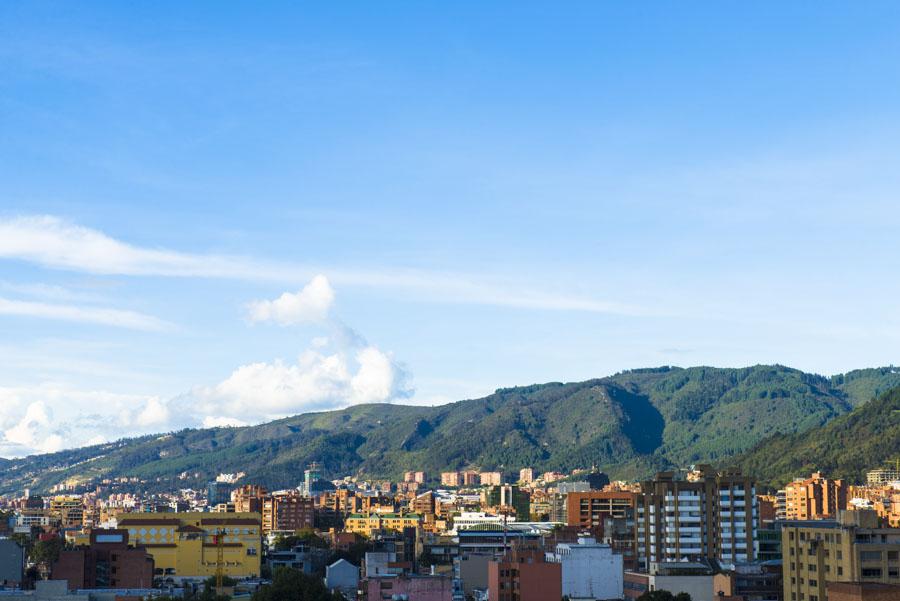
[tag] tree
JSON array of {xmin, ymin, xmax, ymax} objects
[
  {"xmin": 273, "ymin": 529, "xmax": 328, "ymax": 551},
  {"xmin": 252, "ymin": 567, "xmax": 343, "ymax": 601},
  {"xmin": 637, "ymin": 592, "xmax": 692, "ymax": 601},
  {"xmin": 31, "ymin": 538, "xmax": 64, "ymax": 568}
]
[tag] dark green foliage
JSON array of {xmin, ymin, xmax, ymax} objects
[
  {"xmin": 273, "ymin": 529, "xmax": 328, "ymax": 551},
  {"xmin": 251, "ymin": 567, "xmax": 343, "ymax": 601},
  {"xmin": 736, "ymin": 384, "xmax": 900, "ymax": 486},
  {"xmin": 1, "ymin": 365, "xmax": 897, "ymax": 494},
  {"xmin": 30, "ymin": 537, "xmax": 63, "ymax": 568},
  {"xmin": 637, "ymin": 592, "xmax": 692, "ymax": 601}
]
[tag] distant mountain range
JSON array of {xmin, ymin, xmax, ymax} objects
[{"xmin": 1, "ymin": 365, "xmax": 899, "ymax": 496}]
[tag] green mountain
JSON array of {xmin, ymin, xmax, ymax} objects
[
  {"xmin": 1, "ymin": 365, "xmax": 898, "ymax": 495},
  {"xmin": 736, "ymin": 382, "xmax": 900, "ymax": 487}
]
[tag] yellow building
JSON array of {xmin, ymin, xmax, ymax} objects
[
  {"xmin": 344, "ymin": 512, "xmax": 422, "ymax": 537},
  {"xmin": 783, "ymin": 510, "xmax": 900, "ymax": 601},
  {"xmin": 117, "ymin": 512, "xmax": 261, "ymax": 579}
]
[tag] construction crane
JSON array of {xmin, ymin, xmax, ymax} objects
[{"xmin": 214, "ymin": 528, "xmax": 225, "ymax": 593}]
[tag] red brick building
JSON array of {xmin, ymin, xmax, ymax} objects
[
  {"xmin": 488, "ymin": 547, "xmax": 561, "ymax": 601},
  {"xmin": 51, "ymin": 529, "xmax": 154, "ymax": 589},
  {"xmin": 827, "ymin": 582, "xmax": 900, "ymax": 601}
]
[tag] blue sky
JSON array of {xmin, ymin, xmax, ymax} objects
[{"xmin": 1, "ymin": 2, "xmax": 900, "ymax": 456}]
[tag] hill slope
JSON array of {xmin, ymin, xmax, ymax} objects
[
  {"xmin": 0, "ymin": 365, "xmax": 898, "ymax": 495},
  {"xmin": 736, "ymin": 384, "xmax": 900, "ymax": 487}
]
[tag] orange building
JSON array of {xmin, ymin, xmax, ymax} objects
[{"xmin": 784, "ymin": 471, "xmax": 847, "ymax": 520}]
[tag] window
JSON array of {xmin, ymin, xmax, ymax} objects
[
  {"xmin": 889, "ymin": 551, "xmax": 899, "ymax": 561},
  {"xmin": 808, "ymin": 564, "xmax": 816, "ymax": 572},
  {"xmin": 862, "ymin": 568, "xmax": 883, "ymax": 578},
  {"xmin": 838, "ymin": 567, "xmax": 843, "ymax": 576},
  {"xmin": 861, "ymin": 551, "xmax": 883, "ymax": 562}
]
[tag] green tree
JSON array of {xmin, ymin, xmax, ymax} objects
[
  {"xmin": 252, "ymin": 567, "xmax": 343, "ymax": 601},
  {"xmin": 273, "ymin": 529, "xmax": 328, "ymax": 551},
  {"xmin": 30, "ymin": 537, "xmax": 64, "ymax": 569}
]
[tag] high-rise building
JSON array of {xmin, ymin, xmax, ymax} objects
[
  {"xmin": 461, "ymin": 471, "xmax": 480, "ymax": 486},
  {"xmin": 519, "ymin": 468, "xmax": 535, "ymax": 484},
  {"xmin": 782, "ymin": 510, "xmax": 900, "ymax": 601},
  {"xmin": 784, "ymin": 471, "xmax": 847, "ymax": 521},
  {"xmin": 480, "ymin": 472, "xmax": 503, "ymax": 486},
  {"xmin": 636, "ymin": 465, "xmax": 758, "ymax": 567},
  {"xmin": 262, "ymin": 491, "xmax": 315, "ymax": 534},
  {"xmin": 566, "ymin": 491, "xmax": 637, "ymax": 569},
  {"xmin": 233, "ymin": 485, "xmax": 267, "ymax": 514},
  {"xmin": 207, "ymin": 481, "xmax": 231, "ymax": 507},
  {"xmin": 403, "ymin": 471, "xmax": 426, "ymax": 484},
  {"xmin": 440, "ymin": 472, "xmax": 461, "ymax": 487},
  {"xmin": 566, "ymin": 491, "xmax": 636, "ymax": 529}
]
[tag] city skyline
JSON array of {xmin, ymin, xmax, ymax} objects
[{"xmin": 3, "ymin": 3, "xmax": 900, "ymax": 456}]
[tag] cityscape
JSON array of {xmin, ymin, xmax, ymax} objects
[{"xmin": 3, "ymin": 2, "xmax": 900, "ymax": 601}]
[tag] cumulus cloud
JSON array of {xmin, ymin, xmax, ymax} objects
[
  {"xmin": 0, "ymin": 384, "xmax": 179, "ymax": 458},
  {"xmin": 247, "ymin": 275, "xmax": 335, "ymax": 325},
  {"xmin": 181, "ymin": 343, "xmax": 411, "ymax": 426},
  {"xmin": 0, "ymin": 276, "xmax": 412, "ymax": 458}
]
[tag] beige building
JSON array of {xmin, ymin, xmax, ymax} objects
[
  {"xmin": 782, "ymin": 510, "xmax": 900, "ymax": 601},
  {"xmin": 479, "ymin": 472, "xmax": 502, "ymax": 486},
  {"xmin": 441, "ymin": 472, "xmax": 461, "ymax": 487}
]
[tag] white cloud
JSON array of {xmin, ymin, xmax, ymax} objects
[
  {"xmin": 0, "ymin": 383, "xmax": 179, "ymax": 458},
  {"xmin": 183, "ymin": 343, "xmax": 411, "ymax": 425},
  {"xmin": 0, "ymin": 214, "xmax": 643, "ymax": 315},
  {"xmin": 247, "ymin": 275, "xmax": 335, "ymax": 325},
  {"xmin": 0, "ymin": 296, "xmax": 171, "ymax": 331}
]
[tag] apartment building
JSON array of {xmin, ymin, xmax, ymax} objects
[
  {"xmin": 262, "ymin": 491, "xmax": 315, "ymax": 534},
  {"xmin": 636, "ymin": 465, "xmax": 758, "ymax": 567},
  {"xmin": 488, "ymin": 547, "xmax": 561, "ymax": 601},
  {"xmin": 480, "ymin": 472, "xmax": 503, "ymax": 486},
  {"xmin": 440, "ymin": 472, "xmax": 461, "ymax": 487},
  {"xmin": 784, "ymin": 472, "xmax": 847, "ymax": 521},
  {"xmin": 344, "ymin": 513, "xmax": 422, "ymax": 537},
  {"xmin": 117, "ymin": 511, "xmax": 261, "ymax": 580},
  {"xmin": 782, "ymin": 510, "xmax": 900, "ymax": 601},
  {"xmin": 867, "ymin": 468, "xmax": 900, "ymax": 487}
]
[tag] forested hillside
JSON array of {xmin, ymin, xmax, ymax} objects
[{"xmin": 0, "ymin": 365, "xmax": 897, "ymax": 495}]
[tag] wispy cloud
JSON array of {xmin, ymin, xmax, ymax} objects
[
  {"xmin": 0, "ymin": 215, "xmax": 646, "ymax": 315},
  {"xmin": 0, "ymin": 296, "xmax": 172, "ymax": 331}
]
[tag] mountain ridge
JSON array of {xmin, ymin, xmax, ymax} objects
[{"xmin": 1, "ymin": 364, "xmax": 898, "ymax": 495}]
